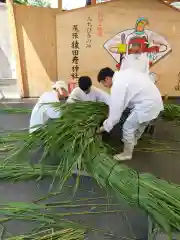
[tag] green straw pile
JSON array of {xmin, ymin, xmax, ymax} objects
[
  {"xmin": 1, "ymin": 102, "xmax": 180, "ymax": 235},
  {"xmin": 6, "ymin": 228, "xmax": 85, "ymax": 240},
  {"xmin": 0, "ymin": 198, "xmax": 121, "ymax": 239},
  {"xmin": 0, "ymin": 163, "xmax": 61, "ymax": 181},
  {"xmin": 162, "ymin": 103, "xmax": 180, "ymax": 122}
]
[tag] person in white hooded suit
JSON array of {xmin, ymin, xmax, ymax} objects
[
  {"xmin": 29, "ymin": 81, "xmax": 68, "ymax": 133},
  {"xmin": 97, "ymin": 56, "xmax": 164, "ymax": 161}
]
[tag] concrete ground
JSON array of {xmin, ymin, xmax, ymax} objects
[{"xmin": 0, "ymin": 99, "xmax": 180, "ymax": 239}]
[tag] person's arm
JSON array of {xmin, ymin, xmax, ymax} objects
[
  {"xmin": 93, "ymin": 87, "xmax": 110, "ymax": 105},
  {"xmin": 103, "ymin": 81, "xmax": 128, "ymax": 133},
  {"xmin": 46, "ymin": 105, "xmax": 61, "ymax": 119},
  {"xmin": 66, "ymin": 88, "xmax": 82, "ymax": 103},
  {"xmin": 44, "ymin": 93, "xmax": 62, "ymax": 119}
]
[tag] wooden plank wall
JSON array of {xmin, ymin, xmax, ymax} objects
[
  {"xmin": 7, "ymin": 2, "xmax": 62, "ymax": 97},
  {"xmin": 56, "ymin": 0, "xmax": 180, "ymax": 96}
]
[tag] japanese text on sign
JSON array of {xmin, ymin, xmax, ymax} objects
[
  {"xmin": 71, "ymin": 25, "xmax": 80, "ymax": 79},
  {"xmin": 86, "ymin": 17, "xmax": 92, "ymax": 48},
  {"xmin": 97, "ymin": 11, "xmax": 103, "ymax": 36}
]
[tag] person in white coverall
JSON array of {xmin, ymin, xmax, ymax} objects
[
  {"xmin": 29, "ymin": 81, "xmax": 68, "ymax": 133},
  {"xmin": 30, "ymin": 77, "xmax": 109, "ymax": 133},
  {"xmin": 67, "ymin": 76, "xmax": 109, "ymax": 105},
  {"xmin": 121, "ymin": 53, "xmax": 159, "ymax": 136},
  {"xmin": 96, "ymin": 59, "xmax": 164, "ymax": 161}
]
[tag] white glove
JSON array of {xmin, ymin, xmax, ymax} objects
[{"xmin": 96, "ymin": 126, "xmax": 105, "ymax": 134}]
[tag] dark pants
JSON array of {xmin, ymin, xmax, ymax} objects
[
  {"xmin": 102, "ymin": 108, "xmax": 155, "ymax": 142},
  {"xmin": 102, "ymin": 108, "xmax": 131, "ymax": 142}
]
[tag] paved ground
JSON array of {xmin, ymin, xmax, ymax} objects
[{"xmin": 0, "ymin": 99, "xmax": 180, "ymax": 239}]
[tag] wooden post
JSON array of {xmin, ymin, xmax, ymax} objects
[
  {"xmin": 58, "ymin": 0, "xmax": 62, "ymax": 10},
  {"xmin": 6, "ymin": 0, "xmax": 25, "ymax": 97},
  {"xmin": 91, "ymin": 0, "xmax": 97, "ymax": 4}
]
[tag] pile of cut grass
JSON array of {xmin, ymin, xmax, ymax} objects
[
  {"xmin": 1, "ymin": 102, "xmax": 180, "ymax": 236},
  {"xmin": 6, "ymin": 228, "xmax": 85, "ymax": 240},
  {"xmin": 0, "ymin": 198, "xmax": 121, "ymax": 239}
]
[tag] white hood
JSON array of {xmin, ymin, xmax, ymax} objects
[
  {"xmin": 52, "ymin": 80, "xmax": 68, "ymax": 91},
  {"xmin": 121, "ymin": 53, "xmax": 149, "ymax": 74}
]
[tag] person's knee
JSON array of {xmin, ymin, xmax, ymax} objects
[
  {"xmin": 122, "ymin": 128, "xmax": 135, "ymax": 144},
  {"xmin": 122, "ymin": 114, "xmax": 139, "ymax": 143}
]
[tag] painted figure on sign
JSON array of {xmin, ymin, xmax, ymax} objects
[{"xmin": 104, "ymin": 17, "xmax": 171, "ymax": 70}]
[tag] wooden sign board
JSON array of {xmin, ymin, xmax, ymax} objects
[{"xmin": 56, "ymin": 0, "xmax": 180, "ymax": 96}]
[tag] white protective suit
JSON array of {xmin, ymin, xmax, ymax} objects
[
  {"xmin": 103, "ymin": 59, "xmax": 164, "ymax": 161},
  {"xmin": 121, "ymin": 53, "xmax": 150, "ymax": 74},
  {"xmin": 29, "ymin": 81, "xmax": 68, "ymax": 133},
  {"xmin": 67, "ymin": 86, "xmax": 110, "ymax": 105},
  {"xmin": 121, "ymin": 53, "xmax": 158, "ymax": 84}
]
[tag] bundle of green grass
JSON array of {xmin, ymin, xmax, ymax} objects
[
  {"xmin": 2, "ymin": 102, "xmax": 180, "ymax": 235},
  {"xmin": 0, "ymin": 198, "xmax": 118, "ymax": 240},
  {"xmin": 0, "ymin": 195, "xmax": 122, "ymax": 239},
  {"xmin": 162, "ymin": 103, "xmax": 180, "ymax": 122},
  {"xmin": 7, "ymin": 228, "xmax": 85, "ymax": 240},
  {"xmin": 0, "ymin": 199, "xmax": 91, "ymax": 240}
]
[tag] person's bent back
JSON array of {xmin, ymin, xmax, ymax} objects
[
  {"xmin": 29, "ymin": 81, "xmax": 68, "ymax": 133},
  {"xmin": 97, "ymin": 66, "xmax": 163, "ymax": 161},
  {"xmin": 112, "ymin": 69, "xmax": 163, "ymax": 125}
]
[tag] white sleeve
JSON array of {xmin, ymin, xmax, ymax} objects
[
  {"xmin": 93, "ymin": 87, "xmax": 110, "ymax": 105},
  {"xmin": 46, "ymin": 105, "xmax": 61, "ymax": 119},
  {"xmin": 103, "ymin": 82, "xmax": 128, "ymax": 132},
  {"xmin": 43, "ymin": 94, "xmax": 61, "ymax": 119},
  {"xmin": 66, "ymin": 88, "xmax": 81, "ymax": 103}
]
